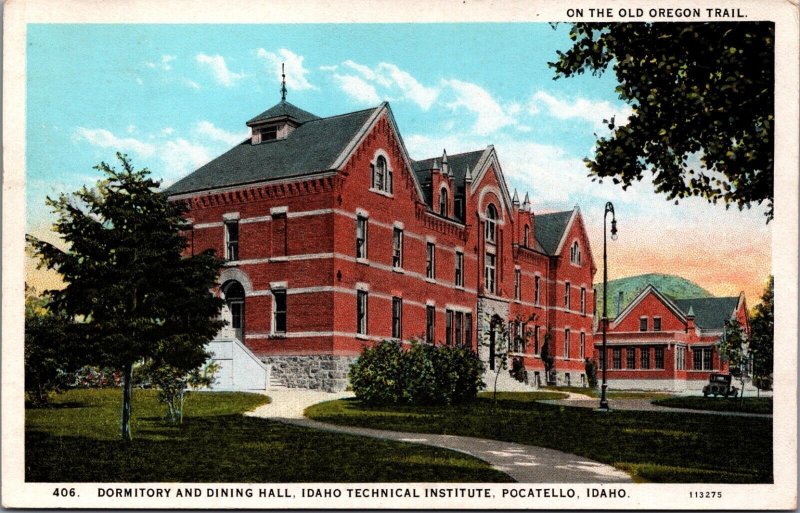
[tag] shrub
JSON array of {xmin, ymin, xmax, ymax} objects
[
  {"xmin": 509, "ymin": 356, "xmax": 528, "ymax": 384},
  {"xmin": 349, "ymin": 340, "xmax": 484, "ymax": 405},
  {"xmin": 585, "ymin": 358, "xmax": 599, "ymax": 388}
]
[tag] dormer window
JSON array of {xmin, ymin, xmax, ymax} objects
[
  {"xmin": 570, "ymin": 241, "xmax": 581, "ymax": 264},
  {"xmin": 439, "ymin": 187, "xmax": 449, "ymax": 217},
  {"xmin": 523, "ymin": 224, "xmax": 530, "ymax": 247},
  {"xmin": 371, "ymin": 154, "xmax": 392, "ymax": 195},
  {"xmin": 260, "ymin": 125, "xmax": 278, "ymax": 141},
  {"xmin": 485, "ymin": 204, "xmax": 497, "ymax": 244}
]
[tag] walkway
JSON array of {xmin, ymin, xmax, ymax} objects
[
  {"xmin": 245, "ymin": 388, "xmax": 632, "ymax": 483},
  {"xmin": 540, "ymin": 396, "xmax": 772, "ymax": 418}
]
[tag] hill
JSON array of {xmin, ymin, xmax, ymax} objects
[{"xmin": 593, "ymin": 273, "xmax": 713, "ymax": 319}]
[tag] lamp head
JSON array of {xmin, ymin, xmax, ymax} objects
[{"xmin": 610, "ymin": 218, "xmax": 618, "ymax": 241}]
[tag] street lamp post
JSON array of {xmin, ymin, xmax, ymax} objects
[{"xmin": 599, "ymin": 201, "xmax": 618, "ymax": 411}]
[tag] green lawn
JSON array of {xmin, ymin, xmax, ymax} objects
[
  {"xmin": 544, "ymin": 386, "xmax": 672, "ymax": 400},
  {"xmin": 652, "ymin": 396, "xmax": 773, "ymax": 414},
  {"xmin": 477, "ymin": 391, "xmax": 568, "ymax": 401},
  {"xmin": 26, "ymin": 388, "xmax": 511, "ymax": 482},
  {"xmin": 306, "ymin": 395, "xmax": 772, "ymax": 483}
]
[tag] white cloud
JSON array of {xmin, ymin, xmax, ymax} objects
[
  {"xmin": 159, "ymin": 138, "xmax": 212, "ymax": 180},
  {"xmin": 145, "ymin": 54, "xmax": 176, "ymax": 72},
  {"xmin": 441, "ymin": 79, "xmax": 517, "ymax": 135},
  {"xmin": 126, "ymin": 124, "xmax": 136, "ymax": 134},
  {"xmin": 256, "ymin": 48, "xmax": 314, "ymax": 90},
  {"xmin": 196, "ymin": 53, "xmax": 246, "ymax": 87},
  {"xmin": 74, "ymin": 127, "xmax": 156, "ymax": 157},
  {"xmin": 323, "ymin": 60, "xmax": 438, "ymax": 110},
  {"xmin": 318, "ymin": 64, "xmax": 338, "ymax": 72},
  {"xmin": 161, "ymin": 127, "xmax": 175, "ymax": 136},
  {"xmin": 530, "ymin": 91, "xmax": 633, "ymax": 129},
  {"xmin": 193, "ymin": 121, "xmax": 248, "ymax": 146},
  {"xmin": 184, "ymin": 78, "xmax": 201, "ymax": 90},
  {"xmin": 332, "ymin": 73, "xmax": 381, "ymax": 105}
]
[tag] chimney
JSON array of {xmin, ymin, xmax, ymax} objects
[{"xmin": 686, "ymin": 305, "xmax": 696, "ymax": 333}]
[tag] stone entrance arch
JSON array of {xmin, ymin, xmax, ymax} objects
[{"xmin": 221, "ymin": 280, "xmax": 245, "ymax": 341}]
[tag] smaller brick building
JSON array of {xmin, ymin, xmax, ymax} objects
[{"xmin": 596, "ymin": 284, "xmax": 749, "ymax": 391}]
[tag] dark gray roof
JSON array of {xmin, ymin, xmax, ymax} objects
[
  {"xmin": 535, "ymin": 210, "xmax": 573, "ymax": 255},
  {"xmin": 246, "ymin": 100, "xmax": 320, "ymax": 125},
  {"xmin": 674, "ymin": 297, "xmax": 739, "ymax": 330},
  {"xmin": 412, "ymin": 149, "xmax": 485, "ymax": 194},
  {"xmin": 166, "ymin": 106, "xmax": 379, "ymax": 195}
]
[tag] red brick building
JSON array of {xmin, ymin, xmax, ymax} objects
[
  {"xmin": 167, "ymin": 98, "xmax": 597, "ymax": 391},
  {"xmin": 596, "ymin": 284, "xmax": 749, "ymax": 391}
]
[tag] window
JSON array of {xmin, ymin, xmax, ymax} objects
[
  {"xmin": 454, "ymin": 197, "xmax": 463, "ymax": 219},
  {"xmin": 260, "ymin": 125, "xmax": 277, "ymax": 141},
  {"xmin": 655, "ymin": 347, "xmax": 665, "ymax": 369},
  {"xmin": 580, "ymin": 288, "xmax": 586, "ymax": 315},
  {"xmin": 439, "ymin": 188, "xmax": 449, "ymax": 217},
  {"xmin": 356, "ymin": 216, "xmax": 368, "ymax": 259},
  {"xmin": 514, "ymin": 270, "xmax": 521, "ymax": 300},
  {"xmin": 455, "ymin": 312, "xmax": 463, "ymax": 347},
  {"xmin": 484, "ymin": 253, "xmax": 496, "ymax": 294},
  {"xmin": 612, "ymin": 347, "xmax": 622, "ymax": 369},
  {"xmin": 272, "ymin": 289, "xmax": 287, "ymax": 334},
  {"xmin": 626, "ymin": 347, "xmax": 636, "ymax": 369},
  {"xmin": 445, "ymin": 310, "xmax": 453, "ymax": 345},
  {"xmin": 356, "ymin": 290, "xmax": 368, "ymax": 335},
  {"xmin": 392, "ymin": 297, "xmax": 402, "ymax": 339},
  {"xmin": 534, "ymin": 325, "xmax": 540, "ymax": 354},
  {"xmin": 639, "ymin": 317, "xmax": 648, "ymax": 332},
  {"xmin": 534, "ymin": 276, "xmax": 541, "ymax": 305},
  {"xmin": 641, "ymin": 347, "xmax": 651, "ymax": 369},
  {"xmin": 693, "ymin": 348, "xmax": 713, "ymax": 371},
  {"xmin": 564, "ymin": 329, "xmax": 570, "ymax": 358},
  {"xmin": 371, "ymin": 155, "xmax": 392, "ymax": 193},
  {"xmin": 675, "ymin": 346, "xmax": 685, "ymax": 370},
  {"xmin": 570, "ymin": 241, "xmax": 581, "ymax": 264},
  {"xmin": 485, "ymin": 204, "xmax": 497, "ymax": 244},
  {"xmin": 426, "ymin": 306, "xmax": 435, "ymax": 343},
  {"xmin": 580, "ymin": 332, "xmax": 586, "ymax": 359},
  {"xmin": 392, "ymin": 228, "xmax": 403, "ymax": 269},
  {"xmin": 465, "ymin": 313, "xmax": 472, "ymax": 350},
  {"xmin": 523, "ymin": 225, "xmax": 530, "ymax": 246},
  {"xmin": 565, "ymin": 282, "xmax": 571, "ymax": 309},
  {"xmin": 426, "ymin": 243, "xmax": 436, "ymax": 279},
  {"xmin": 225, "ymin": 221, "xmax": 239, "ymax": 261},
  {"xmin": 454, "ymin": 251, "xmax": 464, "ymax": 287},
  {"xmin": 653, "ymin": 317, "xmax": 662, "ymax": 332}
]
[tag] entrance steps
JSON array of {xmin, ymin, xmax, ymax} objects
[{"xmin": 483, "ymin": 369, "xmax": 540, "ymax": 393}]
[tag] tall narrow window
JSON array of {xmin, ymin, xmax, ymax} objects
[
  {"xmin": 626, "ymin": 347, "xmax": 636, "ymax": 369},
  {"xmin": 225, "ymin": 221, "xmax": 239, "ymax": 261},
  {"xmin": 570, "ymin": 241, "xmax": 581, "ymax": 264},
  {"xmin": 580, "ymin": 332, "xmax": 586, "ymax": 359},
  {"xmin": 384, "ymin": 157, "xmax": 393, "ymax": 193},
  {"xmin": 534, "ymin": 276, "xmax": 541, "ymax": 305},
  {"xmin": 455, "ymin": 312, "xmax": 463, "ymax": 347},
  {"xmin": 426, "ymin": 243, "xmax": 436, "ymax": 279},
  {"xmin": 454, "ymin": 197, "xmax": 463, "ymax": 219},
  {"xmin": 426, "ymin": 306, "xmax": 435, "ymax": 343},
  {"xmin": 580, "ymin": 287, "xmax": 586, "ymax": 315},
  {"xmin": 273, "ymin": 289, "xmax": 287, "ymax": 334},
  {"xmin": 653, "ymin": 317, "xmax": 662, "ymax": 331},
  {"xmin": 564, "ymin": 329, "xmax": 570, "ymax": 358},
  {"xmin": 565, "ymin": 282, "xmax": 571, "ymax": 309},
  {"xmin": 641, "ymin": 346, "xmax": 651, "ymax": 369},
  {"xmin": 523, "ymin": 225, "xmax": 530, "ymax": 247},
  {"xmin": 392, "ymin": 228, "xmax": 403, "ymax": 269},
  {"xmin": 439, "ymin": 188, "xmax": 449, "ymax": 217},
  {"xmin": 655, "ymin": 347, "xmax": 665, "ymax": 369},
  {"xmin": 455, "ymin": 251, "xmax": 464, "ymax": 287},
  {"xmin": 703, "ymin": 348, "xmax": 713, "ymax": 370},
  {"xmin": 445, "ymin": 310, "xmax": 453, "ymax": 345},
  {"xmin": 485, "ymin": 204, "xmax": 497, "ymax": 244},
  {"xmin": 465, "ymin": 313, "xmax": 472, "ymax": 349},
  {"xmin": 356, "ymin": 215, "xmax": 368, "ymax": 259},
  {"xmin": 534, "ymin": 325, "xmax": 540, "ymax": 354},
  {"xmin": 514, "ymin": 270, "xmax": 521, "ymax": 300},
  {"xmin": 356, "ymin": 290, "xmax": 368, "ymax": 335},
  {"xmin": 372, "ymin": 156, "xmax": 386, "ymax": 191},
  {"xmin": 484, "ymin": 253, "xmax": 496, "ymax": 294},
  {"xmin": 392, "ymin": 297, "xmax": 402, "ymax": 339},
  {"xmin": 639, "ymin": 317, "xmax": 648, "ymax": 332},
  {"xmin": 612, "ymin": 347, "xmax": 622, "ymax": 369}
]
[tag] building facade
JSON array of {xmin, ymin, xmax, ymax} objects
[
  {"xmin": 596, "ymin": 284, "xmax": 749, "ymax": 391},
  {"xmin": 167, "ymin": 98, "xmax": 597, "ymax": 391}
]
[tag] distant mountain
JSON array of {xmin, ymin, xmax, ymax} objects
[{"xmin": 593, "ymin": 273, "xmax": 713, "ymax": 319}]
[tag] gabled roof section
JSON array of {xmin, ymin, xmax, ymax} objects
[
  {"xmin": 166, "ymin": 105, "xmax": 380, "ymax": 196},
  {"xmin": 246, "ymin": 100, "xmax": 320, "ymax": 125},
  {"xmin": 534, "ymin": 210, "xmax": 573, "ymax": 255},
  {"xmin": 611, "ymin": 284, "xmax": 687, "ymax": 327},
  {"xmin": 674, "ymin": 296, "xmax": 740, "ymax": 331},
  {"xmin": 413, "ymin": 149, "xmax": 484, "ymax": 192}
]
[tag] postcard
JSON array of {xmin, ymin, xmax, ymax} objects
[{"xmin": 3, "ymin": 0, "xmax": 797, "ymax": 509}]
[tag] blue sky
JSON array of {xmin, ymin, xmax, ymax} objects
[{"xmin": 25, "ymin": 23, "xmax": 771, "ymax": 302}]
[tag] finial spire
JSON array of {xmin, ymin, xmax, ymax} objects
[{"xmin": 280, "ymin": 63, "xmax": 287, "ymax": 101}]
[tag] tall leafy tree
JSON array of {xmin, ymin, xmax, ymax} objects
[
  {"xmin": 749, "ymin": 276, "xmax": 774, "ymax": 391},
  {"xmin": 29, "ymin": 153, "xmax": 224, "ymax": 440},
  {"xmin": 550, "ymin": 22, "xmax": 774, "ymax": 221}
]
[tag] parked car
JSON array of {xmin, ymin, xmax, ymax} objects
[{"xmin": 703, "ymin": 373, "xmax": 738, "ymax": 398}]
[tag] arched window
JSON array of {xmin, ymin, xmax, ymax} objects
[
  {"xmin": 371, "ymin": 155, "xmax": 392, "ymax": 194},
  {"xmin": 222, "ymin": 280, "xmax": 245, "ymax": 341},
  {"xmin": 523, "ymin": 224, "xmax": 530, "ymax": 247},
  {"xmin": 439, "ymin": 187, "xmax": 449, "ymax": 217},
  {"xmin": 485, "ymin": 204, "xmax": 497, "ymax": 244},
  {"xmin": 570, "ymin": 240, "xmax": 581, "ymax": 264}
]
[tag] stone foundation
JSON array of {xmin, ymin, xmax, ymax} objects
[{"xmin": 260, "ymin": 355, "xmax": 357, "ymax": 392}]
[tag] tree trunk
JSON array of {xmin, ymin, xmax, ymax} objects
[{"xmin": 121, "ymin": 363, "xmax": 133, "ymax": 441}]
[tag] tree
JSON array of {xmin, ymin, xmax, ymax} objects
[
  {"xmin": 749, "ymin": 276, "xmax": 774, "ymax": 392},
  {"xmin": 480, "ymin": 314, "xmax": 509, "ymax": 401},
  {"xmin": 28, "ymin": 153, "xmax": 224, "ymax": 440},
  {"xmin": 550, "ymin": 23, "xmax": 774, "ymax": 221},
  {"xmin": 539, "ymin": 333, "xmax": 556, "ymax": 385},
  {"xmin": 24, "ymin": 285, "xmax": 85, "ymax": 406},
  {"xmin": 140, "ymin": 359, "xmax": 219, "ymax": 424},
  {"xmin": 718, "ymin": 319, "xmax": 748, "ymax": 400}
]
